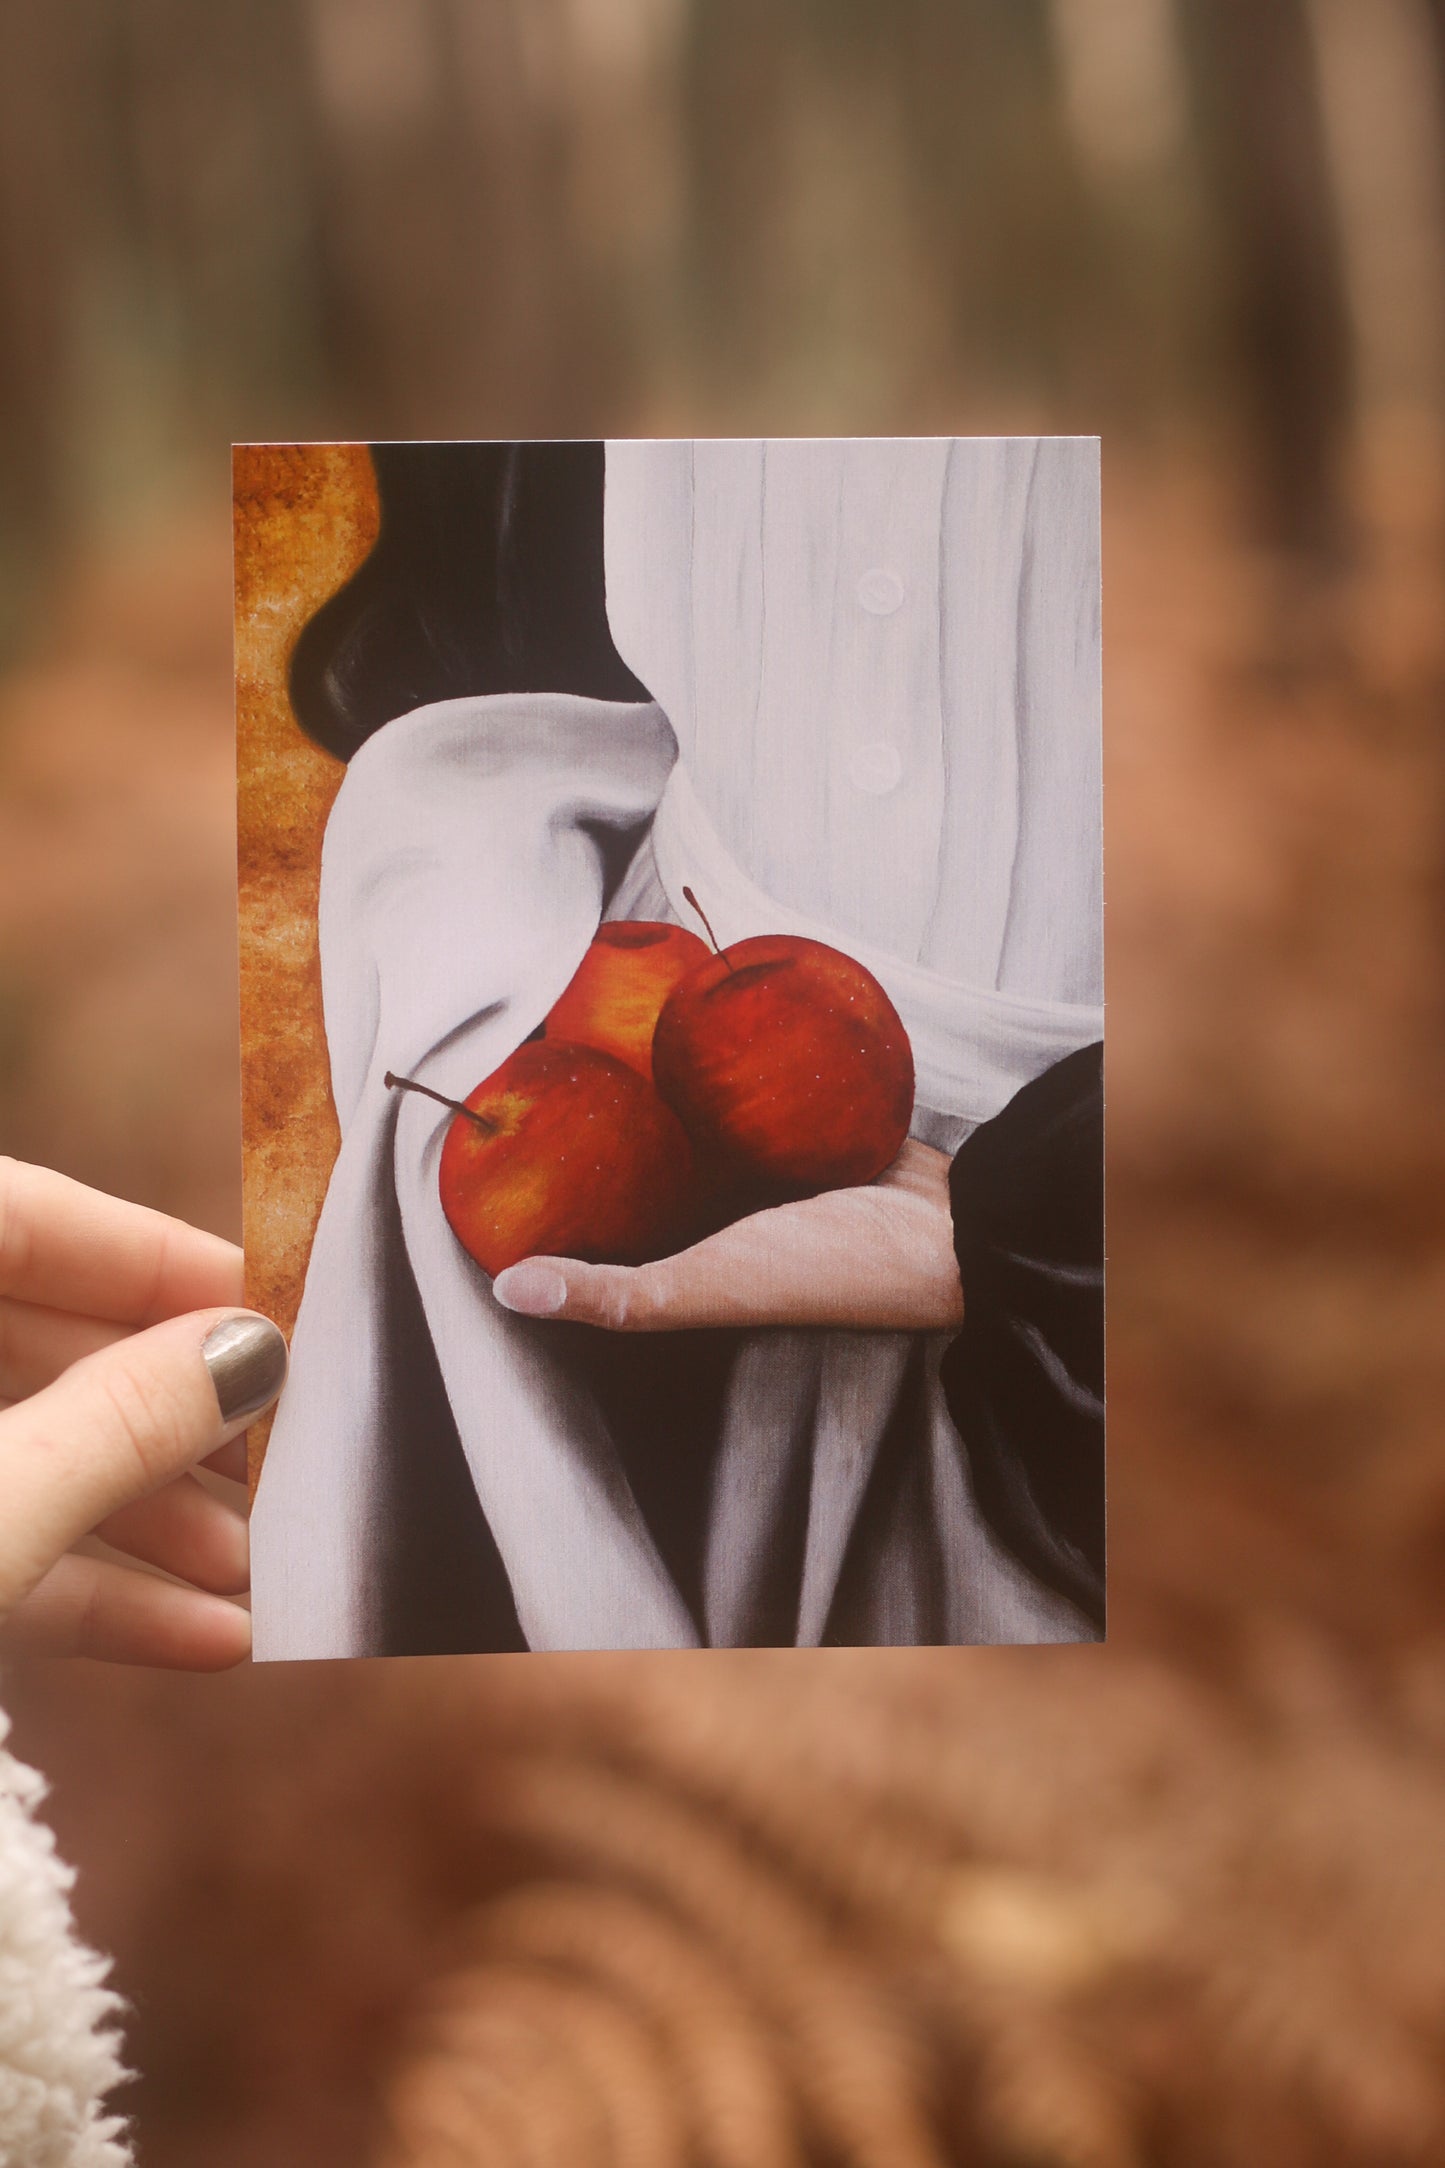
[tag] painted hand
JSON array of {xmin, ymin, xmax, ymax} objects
[
  {"xmin": 492, "ymin": 1139, "xmax": 964, "ymax": 1333},
  {"xmin": 0, "ymin": 1160, "xmax": 287, "ymax": 1668}
]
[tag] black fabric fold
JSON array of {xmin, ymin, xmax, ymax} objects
[{"xmin": 940, "ymin": 1042, "xmax": 1105, "ymax": 1630}]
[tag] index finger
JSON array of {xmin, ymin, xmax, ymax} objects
[{"xmin": 0, "ymin": 1159, "xmax": 242, "ymax": 1325}]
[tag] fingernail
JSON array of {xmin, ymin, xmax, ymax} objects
[
  {"xmin": 492, "ymin": 1263, "xmax": 568, "ymax": 1317},
  {"xmin": 203, "ymin": 1315, "xmax": 289, "ymax": 1425}
]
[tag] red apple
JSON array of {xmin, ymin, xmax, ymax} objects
[
  {"xmin": 544, "ymin": 920, "xmax": 710, "ymax": 1081},
  {"xmin": 386, "ymin": 1043, "xmax": 705, "ymax": 1275},
  {"xmin": 652, "ymin": 935, "xmax": 915, "ymax": 1193}
]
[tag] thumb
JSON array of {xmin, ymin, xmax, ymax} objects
[
  {"xmin": 0, "ymin": 1308, "xmax": 287, "ymax": 1616},
  {"xmin": 492, "ymin": 1256, "xmax": 688, "ymax": 1332}
]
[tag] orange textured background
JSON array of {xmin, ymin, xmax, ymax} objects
[{"xmin": 233, "ymin": 444, "xmax": 379, "ymax": 1486}]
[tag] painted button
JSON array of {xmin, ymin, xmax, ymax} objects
[
  {"xmin": 856, "ymin": 567, "xmax": 905, "ymax": 615},
  {"xmin": 849, "ymin": 740, "xmax": 903, "ymax": 796}
]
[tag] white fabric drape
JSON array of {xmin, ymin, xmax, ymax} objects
[{"xmin": 251, "ymin": 694, "xmax": 695, "ymax": 1659}]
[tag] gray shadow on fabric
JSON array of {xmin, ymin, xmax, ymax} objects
[
  {"xmin": 370, "ymin": 1165, "xmax": 527, "ymax": 1654},
  {"xmin": 549, "ymin": 1319, "xmax": 747, "ymax": 1640},
  {"xmin": 824, "ymin": 1342, "xmax": 945, "ymax": 1646}
]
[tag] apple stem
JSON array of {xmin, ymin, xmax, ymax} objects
[
  {"xmin": 681, "ymin": 885, "xmax": 736, "ymax": 972},
  {"xmin": 384, "ymin": 1070, "xmax": 498, "ymax": 1134}
]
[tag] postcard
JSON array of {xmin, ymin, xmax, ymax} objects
[{"xmin": 236, "ymin": 438, "xmax": 1104, "ymax": 1659}]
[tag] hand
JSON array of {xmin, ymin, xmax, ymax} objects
[
  {"xmin": 0, "ymin": 1159, "xmax": 288, "ymax": 1669},
  {"xmin": 492, "ymin": 1139, "xmax": 964, "ymax": 1333}
]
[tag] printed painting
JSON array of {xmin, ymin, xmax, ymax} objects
[{"xmin": 235, "ymin": 438, "xmax": 1104, "ymax": 1659}]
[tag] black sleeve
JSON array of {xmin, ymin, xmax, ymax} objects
[{"xmin": 939, "ymin": 1042, "xmax": 1105, "ymax": 1631}]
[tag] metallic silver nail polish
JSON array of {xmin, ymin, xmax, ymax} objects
[{"xmin": 203, "ymin": 1316, "xmax": 289, "ymax": 1425}]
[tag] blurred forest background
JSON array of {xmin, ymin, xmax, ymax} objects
[{"xmin": 1, "ymin": 2, "xmax": 1444, "ymax": 2163}]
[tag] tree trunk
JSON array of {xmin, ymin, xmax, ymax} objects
[{"xmin": 1179, "ymin": 0, "xmax": 1357, "ymax": 557}]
